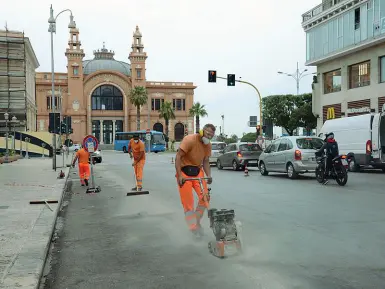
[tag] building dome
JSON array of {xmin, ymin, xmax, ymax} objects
[{"xmin": 83, "ymin": 43, "xmax": 131, "ymax": 76}]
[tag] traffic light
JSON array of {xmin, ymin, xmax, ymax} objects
[
  {"xmin": 227, "ymin": 74, "xmax": 235, "ymax": 86},
  {"xmin": 60, "ymin": 122, "xmax": 67, "ymax": 134},
  {"xmin": 48, "ymin": 113, "xmax": 60, "ymax": 134},
  {"xmin": 68, "ymin": 128, "xmax": 73, "ymax": 134},
  {"xmin": 208, "ymin": 70, "xmax": 217, "ymax": 83}
]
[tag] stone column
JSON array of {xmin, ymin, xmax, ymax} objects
[
  {"xmin": 112, "ymin": 120, "xmax": 116, "ymax": 143},
  {"xmin": 100, "ymin": 120, "xmax": 104, "ymax": 144}
]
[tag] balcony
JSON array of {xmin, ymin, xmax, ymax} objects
[{"xmin": 302, "ymin": 0, "xmax": 347, "ymax": 22}]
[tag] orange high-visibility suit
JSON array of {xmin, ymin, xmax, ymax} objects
[
  {"xmin": 176, "ymin": 134, "xmax": 212, "ymax": 231},
  {"xmin": 73, "ymin": 148, "xmax": 90, "ymax": 185},
  {"xmin": 128, "ymin": 139, "xmax": 146, "ymax": 189}
]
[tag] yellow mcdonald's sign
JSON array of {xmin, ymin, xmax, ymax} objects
[{"xmin": 326, "ymin": 107, "xmax": 335, "ymax": 120}]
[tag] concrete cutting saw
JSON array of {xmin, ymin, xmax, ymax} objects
[{"xmin": 184, "ymin": 177, "xmax": 243, "ymax": 259}]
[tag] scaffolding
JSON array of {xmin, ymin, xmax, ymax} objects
[{"xmin": 0, "ymin": 27, "xmax": 27, "ymax": 131}]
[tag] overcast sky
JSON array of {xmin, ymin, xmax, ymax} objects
[{"xmin": 2, "ymin": 0, "xmax": 320, "ymax": 137}]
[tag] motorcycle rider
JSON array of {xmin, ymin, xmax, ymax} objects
[{"xmin": 315, "ymin": 132, "xmax": 339, "ymax": 184}]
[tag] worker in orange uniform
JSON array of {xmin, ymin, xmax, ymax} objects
[
  {"xmin": 72, "ymin": 145, "xmax": 91, "ymax": 186},
  {"xmin": 128, "ymin": 133, "xmax": 146, "ymax": 191},
  {"xmin": 175, "ymin": 123, "xmax": 215, "ymax": 238}
]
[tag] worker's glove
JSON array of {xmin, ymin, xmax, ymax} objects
[
  {"xmin": 132, "ymin": 162, "xmax": 136, "ymax": 167},
  {"xmin": 178, "ymin": 176, "xmax": 185, "ymax": 187},
  {"xmin": 206, "ymin": 177, "xmax": 212, "ymax": 185}
]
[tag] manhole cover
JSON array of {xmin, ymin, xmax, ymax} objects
[{"xmin": 0, "ymin": 206, "xmax": 9, "ymax": 209}]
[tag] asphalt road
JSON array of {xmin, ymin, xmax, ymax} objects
[{"xmin": 42, "ymin": 151, "xmax": 385, "ymax": 289}]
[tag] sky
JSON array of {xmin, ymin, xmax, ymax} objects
[{"xmin": 1, "ymin": 0, "xmax": 320, "ymax": 137}]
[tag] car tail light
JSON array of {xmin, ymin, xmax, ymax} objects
[
  {"xmin": 294, "ymin": 150, "xmax": 302, "ymax": 160},
  {"xmin": 366, "ymin": 140, "xmax": 372, "ymax": 155},
  {"xmin": 237, "ymin": 151, "xmax": 242, "ymax": 158}
]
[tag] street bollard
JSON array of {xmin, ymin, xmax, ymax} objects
[
  {"xmin": 42, "ymin": 143, "xmax": 46, "ymax": 158},
  {"xmin": 25, "ymin": 137, "xmax": 30, "ymax": 159}
]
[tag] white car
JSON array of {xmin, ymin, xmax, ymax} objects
[
  {"xmin": 68, "ymin": 144, "xmax": 81, "ymax": 152},
  {"xmin": 209, "ymin": 142, "xmax": 227, "ymax": 165}
]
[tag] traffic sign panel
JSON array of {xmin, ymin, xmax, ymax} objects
[{"xmin": 82, "ymin": 135, "xmax": 99, "ymax": 152}]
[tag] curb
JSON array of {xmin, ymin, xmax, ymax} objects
[
  {"xmin": 0, "ymin": 167, "xmax": 71, "ymax": 289},
  {"xmin": 36, "ymin": 166, "xmax": 71, "ymax": 289}
]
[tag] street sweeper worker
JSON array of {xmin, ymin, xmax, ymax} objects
[
  {"xmin": 175, "ymin": 123, "xmax": 215, "ymax": 237},
  {"xmin": 128, "ymin": 133, "xmax": 146, "ymax": 191},
  {"xmin": 72, "ymin": 145, "xmax": 91, "ymax": 186}
]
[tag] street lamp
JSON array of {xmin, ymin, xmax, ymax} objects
[
  {"xmin": 278, "ymin": 62, "xmax": 315, "ymax": 95},
  {"xmin": 4, "ymin": 112, "xmax": 9, "ymax": 163},
  {"xmin": 48, "ymin": 5, "xmax": 76, "ymax": 171},
  {"xmin": 11, "ymin": 116, "xmax": 17, "ymax": 150}
]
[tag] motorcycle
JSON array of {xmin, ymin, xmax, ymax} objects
[{"xmin": 315, "ymin": 154, "xmax": 349, "ymax": 186}]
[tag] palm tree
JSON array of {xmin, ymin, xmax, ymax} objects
[
  {"xmin": 189, "ymin": 102, "xmax": 208, "ymax": 133},
  {"xmin": 159, "ymin": 101, "xmax": 175, "ymax": 137},
  {"xmin": 128, "ymin": 86, "xmax": 148, "ymax": 131}
]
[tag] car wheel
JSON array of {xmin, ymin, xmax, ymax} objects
[
  {"xmin": 287, "ymin": 163, "xmax": 298, "ymax": 179},
  {"xmin": 259, "ymin": 161, "xmax": 268, "ymax": 176},
  {"xmin": 217, "ymin": 159, "xmax": 223, "ymax": 170}
]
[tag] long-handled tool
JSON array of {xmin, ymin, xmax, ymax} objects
[
  {"xmin": 126, "ymin": 162, "xmax": 149, "ymax": 196},
  {"xmin": 184, "ymin": 177, "xmax": 243, "ymax": 259},
  {"xmin": 86, "ymin": 155, "xmax": 101, "ymax": 193}
]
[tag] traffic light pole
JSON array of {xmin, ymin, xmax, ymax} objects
[{"xmin": 216, "ymin": 76, "xmax": 263, "ymax": 135}]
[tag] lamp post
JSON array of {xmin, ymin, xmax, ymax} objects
[
  {"xmin": 4, "ymin": 112, "xmax": 9, "ymax": 163},
  {"xmin": 278, "ymin": 62, "xmax": 315, "ymax": 95},
  {"xmin": 48, "ymin": 4, "xmax": 76, "ymax": 171},
  {"xmin": 11, "ymin": 116, "xmax": 17, "ymax": 150}
]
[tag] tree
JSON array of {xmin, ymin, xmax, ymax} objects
[
  {"xmin": 241, "ymin": 132, "xmax": 257, "ymax": 142},
  {"xmin": 158, "ymin": 101, "xmax": 175, "ymax": 138},
  {"xmin": 128, "ymin": 86, "xmax": 148, "ymax": 131},
  {"xmin": 189, "ymin": 102, "xmax": 208, "ymax": 133},
  {"xmin": 262, "ymin": 93, "xmax": 316, "ymax": 136}
]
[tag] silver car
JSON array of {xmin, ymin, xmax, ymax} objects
[
  {"xmin": 216, "ymin": 142, "xmax": 262, "ymax": 171},
  {"xmin": 209, "ymin": 142, "xmax": 227, "ymax": 165},
  {"xmin": 258, "ymin": 136, "xmax": 324, "ymax": 179}
]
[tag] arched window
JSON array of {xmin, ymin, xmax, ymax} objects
[
  {"xmin": 153, "ymin": 122, "xmax": 163, "ymax": 133},
  {"xmin": 91, "ymin": 85, "xmax": 123, "ymax": 110},
  {"xmin": 174, "ymin": 122, "xmax": 185, "ymax": 142}
]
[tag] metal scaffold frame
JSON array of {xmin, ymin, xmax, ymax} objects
[{"xmin": 0, "ymin": 25, "xmax": 27, "ymax": 132}]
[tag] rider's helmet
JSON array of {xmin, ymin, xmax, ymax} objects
[{"xmin": 326, "ymin": 132, "xmax": 334, "ymax": 139}]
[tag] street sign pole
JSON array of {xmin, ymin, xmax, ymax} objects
[
  {"xmin": 82, "ymin": 135, "xmax": 101, "ymax": 193},
  {"xmin": 146, "ymin": 128, "xmax": 151, "ymax": 154}
]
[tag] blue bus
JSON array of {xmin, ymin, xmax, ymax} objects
[{"xmin": 114, "ymin": 130, "xmax": 166, "ymax": 153}]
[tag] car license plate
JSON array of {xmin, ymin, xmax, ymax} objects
[
  {"xmin": 248, "ymin": 161, "xmax": 257, "ymax": 164},
  {"xmin": 342, "ymin": 159, "xmax": 348, "ymax": 166}
]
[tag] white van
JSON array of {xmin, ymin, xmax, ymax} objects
[{"xmin": 319, "ymin": 112, "xmax": 385, "ymax": 172}]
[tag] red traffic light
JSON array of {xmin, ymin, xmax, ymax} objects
[{"xmin": 208, "ymin": 70, "xmax": 217, "ymax": 83}]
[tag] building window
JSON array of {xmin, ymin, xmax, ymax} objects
[
  {"xmin": 323, "ymin": 69, "xmax": 341, "ymax": 94},
  {"xmin": 73, "ymin": 67, "xmax": 79, "ymax": 76},
  {"xmin": 72, "ymin": 34, "xmax": 76, "ymax": 42},
  {"xmin": 91, "ymin": 85, "xmax": 123, "ymax": 110},
  {"xmin": 151, "ymin": 98, "xmax": 164, "ymax": 110},
  {"xmin": 354, "ymin": 8, "xmax": 360, "ymax": 30},
  {"xmin": 173, "ymin": 99, "xmax": 185, "ymax": 111},
  {"xmin": 46, "ymin": 96, "xmax": 61, "ymax": 110},
  {"xmin": 380, "ymin": 56, "xmax": 385, "ymax": 83},
  {"xmin": 349, "ymin": 61, "xmax": 370, "ymax": 89},
  {"xmin": 136, "ymin": 69, "xmax": 141, "ymax": 79}
]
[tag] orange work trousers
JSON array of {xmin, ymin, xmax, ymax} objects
[
  {"xmin": 78, "ymin": 162, "xmax": 90, "ymax": 185},
  {"xmin": 176, "ymin": 169, "xmax": 209, "ymax": 231},
  {"xmin": 133, "ymin": 159, "xmax": 145, "ymax": 188}
]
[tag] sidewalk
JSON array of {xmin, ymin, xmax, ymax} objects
[{"xmin": 0, "ymin": 154, "xmax": 72, "ymax": 289}]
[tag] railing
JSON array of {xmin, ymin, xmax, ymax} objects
[{"xmin": 302, "ymin": 0, "xmax": 347, "ymax": 23}]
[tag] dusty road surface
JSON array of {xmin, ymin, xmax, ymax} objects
[{"xmin": 41, "ymin": 151, "xmax": 385, "ymax": 289}]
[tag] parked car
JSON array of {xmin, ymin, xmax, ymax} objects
[
  {"xmin": 209, "ymin": 142, "xmax": 227, "ymax": 165},
  {"xmin": 216, "ymin": 142, "xmax": 262, "ymax": 171},
  {"xmin": 258, "ymin": 136, "xmax": 324, "ymax": 179},
  {"xmin": 92, "ymin": 149, "xmax": 102, "ymax": 163},
  {"xmin": 68, "ymin": 143, "xmax": 81, "ymax": 152}
]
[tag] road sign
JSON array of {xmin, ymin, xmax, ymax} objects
[{"xmin": 82, "ymin": 135, "xmax": 99, "ymax": 153}]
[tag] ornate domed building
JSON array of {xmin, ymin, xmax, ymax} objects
[{"xmin": 35, "ymin": 25, "xmax": 195, "ymax": 144}]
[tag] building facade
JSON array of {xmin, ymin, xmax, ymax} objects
[
  {"xmin": 36, "ymin": 25, "xmax": 195, "ymax": 144},
  {"xmin": 302, "ymin": 0, "xmax": 385, "ymax": 131},
  {"xmin": 0, "ymin": 29, "xmax": 39, "ymax": 132}
]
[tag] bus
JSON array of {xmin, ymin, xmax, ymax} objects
[{"xmin": 114, "ymin": 130, "xmax": 166, "ymax": 153}]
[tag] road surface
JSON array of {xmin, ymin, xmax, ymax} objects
[{"xmin": 42, "ymin": 151, "xmax": 385, "ymax": 289}]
